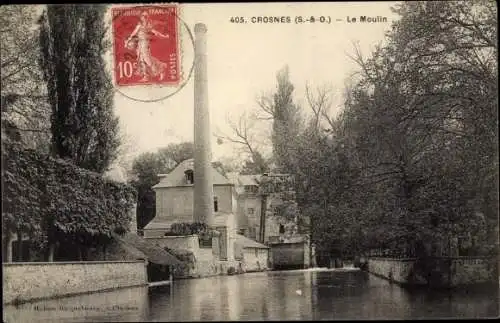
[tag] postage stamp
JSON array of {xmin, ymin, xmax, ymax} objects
[{"xmin": 112, "ymin": 5, "xmax": 180, "ymax": 87}]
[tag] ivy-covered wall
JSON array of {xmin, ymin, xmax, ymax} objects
[{"xmin": 2, "ymin": 143, "xmax": 137, "ymax": 261}]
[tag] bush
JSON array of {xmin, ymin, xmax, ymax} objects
[{"xmin": 166, "ymin": 222, "xmax": 208, "ymax": 236}]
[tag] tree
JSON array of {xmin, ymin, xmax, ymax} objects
[
  {"xmin": 258, "ymin": 66, "xmax": 304, "ymax": 172},
  {"xmin": 129, "ymin": 152, "xmax": 171, "ymax": 232},
  {"xmin": 240, "ymin": 150, "xmax": 270, "ymax": 175},
  {"xmin": 285, "ymin": 1, "xmax": 497, "ymax": 263},
  {"xmin": 310, "ymin": 0, "xmax": 496, "ymax": 258},
  {"xmin": 215, "ymin": 110, "xmax": 271, "ymax": 175},
  {"xmin": 38, "ymin": 4, "xmax": 120, "ymax": 173},
  {"xmin": 1, "ymin": 5, "xmax": 50, "ymax": 152},
  {"xmin": 129, "ymin": 142, "xmax": 195, "ymax": 231}
]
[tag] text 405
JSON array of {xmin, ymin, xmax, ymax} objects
[{"xmin": 230, "ymin": 16, "xmax": 246, "ymax": 23}]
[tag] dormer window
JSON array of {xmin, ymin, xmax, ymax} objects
[{"xmin": 185, "ymin": 169, "xmax": 194, "ymax": 184}]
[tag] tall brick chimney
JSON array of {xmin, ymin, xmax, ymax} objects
[{"xmin": 193, "ymin": 23, "xmax": 214, "ymax": 226}]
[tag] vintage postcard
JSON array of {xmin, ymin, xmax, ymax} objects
[{"xmin": 1, "ymin": 2, "xmax": 498, "ymax": 322}]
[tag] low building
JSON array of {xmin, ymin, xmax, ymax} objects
[{"xmin": 235, "ymin": 234, "xmax": 270, "ymax": 272}]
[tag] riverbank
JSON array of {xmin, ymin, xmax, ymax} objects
[{"xmin": 4, "ymin": 267, "xmax": 498, "ymax": 322}]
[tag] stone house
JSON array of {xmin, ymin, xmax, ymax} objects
[
  {"xmin": 144, "ymin": 158, "xmax": 238, "ymax": 236},
  {"xmin": 142, "ymin": 159, "xmax": 270, "ymax": 276}
]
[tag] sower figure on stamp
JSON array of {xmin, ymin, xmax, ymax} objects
[{"xmin": 125, "ymin": 11, "xmax": 169, "ymax": 82}]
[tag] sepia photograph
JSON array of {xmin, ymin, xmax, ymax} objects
[{"xmin": 1, "ymin": 1, "xmax": 498, "ymax": 322}]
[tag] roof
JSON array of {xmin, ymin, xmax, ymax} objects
[
  {"xmin": 153, "ymin": 159, "xmax": 232, "ymax": 189},
  {"xmin": 113, "ymin": 232, "xmax": 183, "ymax": 266},
  {"xmin": 235, "ymin": 234, "xmax": 269, "ymax": 249}
]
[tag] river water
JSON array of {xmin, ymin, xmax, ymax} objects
[{"xmin": 3, "ymin": 268, "xmax": 499, "ymax": 322}]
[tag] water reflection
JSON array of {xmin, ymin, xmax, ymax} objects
[{"xmin": 3, "ymin": 269, "xmax": 498, "ymax": 322}]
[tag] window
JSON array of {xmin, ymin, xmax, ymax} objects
[
  {"xmin": 214, "ymin": 196, "xmax": 218, "ymax": 212},
  {"xmin": 199, "ymin": 235, "xmax": 213, "ymax": 248},
  {"xmin": 247, "ymin": 208, "xmax": 254, "ymax": 215},
  {"xmin": 279, "ymin": 224, "xmax": 285, "ymax": 234},
  {"xmin": 185, "ymin": 169, "xmax": 194, "ymax": 184}
]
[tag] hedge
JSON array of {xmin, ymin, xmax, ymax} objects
[{"xmin": 2, "ymin": 143, "xmax": 137, "ymax": 250}]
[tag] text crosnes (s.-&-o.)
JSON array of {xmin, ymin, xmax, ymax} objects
[{"xmin": 229, "ymin": 16, "xmax": 335, "ymax": 24}]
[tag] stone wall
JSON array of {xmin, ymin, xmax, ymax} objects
[
  {"xmin": 367, "ymin": 258, "xmax": 422, "ymax": 284},
  {"xmin": 450, "ymin": 257, "xmax": 497, "ymax": 286},
  {"xmin": 3, "ymin": 261, "xmax": 147, "ymax": 305},
  {"xmin": 367, "ymin": 257, "xmax": 497, "ymax": 287}
]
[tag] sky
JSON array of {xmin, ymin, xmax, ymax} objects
[{"xmin": 103, "ymin": 2, "xmax": 400, "ymax": 175}]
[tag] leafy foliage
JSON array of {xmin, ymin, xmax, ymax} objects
[
  {"xmin": 38, "ymin": 4, "xmax": 120, "ymax": 173},
  {"xmin": 2, "ymin": 142, "xmax": 137, "ymax": 256},
  {"xmin": 167, "ymin": 222, "xmax": 206, "ymax": 236},
  {"xmin": 240, "ymin": 150, "xmax": 270, "ymax": 175},
  {"xmin": 280, "ymin": 1, "xmax": 497, "ymax": 259},
  {"xmin": 0, "ymin": 5, "xmax": 50, "ymax": 152},
  {"xmin": 269, "ymin": 66, "xmax": 303, "ymax": 172}
]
